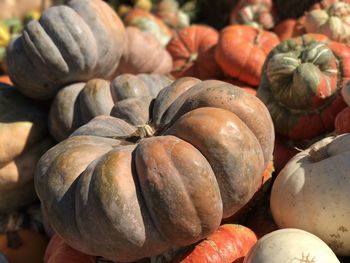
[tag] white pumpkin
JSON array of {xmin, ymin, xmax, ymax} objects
[
  {"xmin": 270, "ymin": 134, "xmax": 350, "ymax": 255},
  {"xmin": 243, "ymin": 228, "xmax": 339, "ymax": 263}
]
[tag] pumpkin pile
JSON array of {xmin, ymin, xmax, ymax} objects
[{"xmin": 0, "ymin": 0, "xmax": 350, "ymax": 262}]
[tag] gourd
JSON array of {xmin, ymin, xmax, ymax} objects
[
  {"xmin": 271, "ymin": 134, "xmax": 350, "ymax": 255},
  {"xmin": 7, "ymin": 0, "xmax": 127, "ymax": 99},
  {"xmin": 35, "ymin": 78, "xmax": 274, "ymax": 262}
]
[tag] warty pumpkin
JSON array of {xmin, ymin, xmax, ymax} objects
[
  {"xmin": 0, "ymin": 84, "xmax": 52, "ymax": 213},
  {"xmin": 35, "ymin": 77, "xmax": 274, "ymax": 262},
  {"xmin": 117, "ymin": 27, "xmax": 173, "ymax": 75},
  {"xmin": 215, "ymin": 25, "xmax": 280, "ymax": 86},
  {"xmin": 243, "ymin": 229, "xmax": 340, "ymax": 263},
  {"xmin": 7, "ymin": 0, "xmax": 127, "ymax": 99},
  {"xmin": 166, "ymin": 25, "xmax": 222, "ymax": 80},
  {"xmin": 48, "ymin": 73, "xmax": 172, "ymax": 142},
  {"xmin": 257, "ymin": 34, "xmax": 349, "ymax": 141},
  {"xmin": 271, "ymin": 133, "xmax": 350, "ymax": 255}
]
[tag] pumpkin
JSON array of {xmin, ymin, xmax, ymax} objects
[
  {"xmin": 215, "ymin": 25, "xmax": 280, "ymax": 86},
  {"xmin": 271, "ymin": 134, "xmax": 350, "ymax": 255},
  {"xmin": 154, "ymin": 0, "xmax": 190, "ymax": 30},
  {"xmin": 0, "ymin": 75, "xmax": 12, "ymax": 85},
  {"xmin": 48, "ymin": 73, "xmax": 172, "ymax": 141},
  {"xmin": 257, "ymin": 34, "xmax": 349, "ymax": 141},
  {"xmin": 273, "ymin": 135, "xmax": 299, "ymax": 173},
  {"xmin": 166, "ymin": 25, "xmax": 223, "ymax": 80},
  {"xmin": 304, "ymin": 1, "xmax": 350, "ymax": 44},
  {"xmin": 243, "ymin": 228, "xmax": 340, "ymax": 262},
  {"xmin": 335, "ymin": 106, "xmax": 350, "ymax": 134},
  {"xmin": 35, "ymin": 78, "xmax": 274, "ymax": 262},
  {"xmin": 155, "ymin": 224, "xmax": 257, "ymax": 263},
  {"xmin": 0, "ymin": 212, "xmax": 48, "ymax": 263},
  {"xmin": 273, "ymin": 18, "xmax": 306, "ymax": 41},
  {"xmin": 7, "ymin": 0, "xmax": 127, "ymax": 100},
  {"xmin": 0, "ymin": 84, "xmax": 52, "ymax": 213},
  {"xmin": 343, "ymin": 80, "xmax": 350, "ymax": 105},
  {"xmin": 229, "ymin": 0, "xmax": 276, "ymax": 30},
  {"xmin": 117, "ymin": 27, "xmax": 172, "ymax": 75},
  {"xmin": 0, "ymin": 0, "xmax": 53, "ymax": 20},
  {"xmin": 45, "ymin": 234, "xmax": 95, "ymax": 263},
  {"xmin": 123, "ymin": 8, "xmax": 173, "ymax": 47}
]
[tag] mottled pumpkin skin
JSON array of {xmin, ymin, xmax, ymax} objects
[
  {"xmin": 35, "ymin": 78, "xmax": 274, "ymax": 262},
  {"xmin": 166, "ymin": 25, "xmax": 223, "ymax": 79},
  {"xmin": 257, "ymin": 34, "xmax": 349, "ymax": 141},
  {"xmin": 0, "ymin": 84, "xmax": 52, "ymax": 213},
  {"xmin": 117, "ymin": 27, "xmax": 173, "ymax": 75},
  {"xmin": 7, "ymin": 0, "xmax": 127, "ymax": 99},
  {"xmin": 215, "ymin": 25, "xmax": 280, "ymax": 86},
  {"xmin": 48, "ymin": 73, "xmax": 172, "ymax": 141}
]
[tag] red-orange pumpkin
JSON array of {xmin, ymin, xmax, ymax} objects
[
  {"xmin": 335, "ymin": 106, "xmax": 350, "ymax": 134},
  {"xmin": 166, "ymin": 25, "xmax": 223, "ymax": 80},
  {"xmin": 215, "ymin": 25, "xmax": 280, "ymax": 86},
  {"xmin": 159, "ymin": 224, "xmax": 257, "ymax": 263},
  {"xmin": 273, "ymin": 18, "xmax": 305, "ymax": 41},
  {"xmin": 44, "ymin": 234, "xmax": 95, "ymax": 263}
]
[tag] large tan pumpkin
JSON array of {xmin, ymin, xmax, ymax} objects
[
  {"xmin": 244, "ymin": 228, "xmax": 340, "ymax": 263},
  {"xmin": 7, "ymin": 0, "xmax": 127, "ymax": 99},
  {"xmin": 0, "ymin": 84, "xmax": 52, "ymax": 213},
  {"xmin": 35, "ymin": 78, "xmax": 274, "ymax": 262},
  {"xmin": 271, "ymin": 134, "xmax": 350, "ymax": 255}
]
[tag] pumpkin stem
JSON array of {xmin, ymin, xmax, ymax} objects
[
  {"xmin": 137, "ymin": 124, "xmax": 155, "ymax": 138},
  {"xmin": 5, "ymin": 212, "xmax": 23, "ymax": 248},
  {"xmin": 309, "ymin": 145, "xmax": 329, "ymax": 162}
]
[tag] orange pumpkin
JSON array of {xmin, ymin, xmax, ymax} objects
[
  {"xmin": 215, "ymin": 25, "xmax": 280, "ymax": 86},
  {"xmin": 154, "ymin": 224, "xmax": 257, "ymax": 262},
  {"xmin": 44, "ymin": 234, "xmax": 95, "ymax": 263},
  {"xmin": 273, "ymin": 18, "xmax": 305, "ymax": 41},
  {"xmin": 166, "ymin": 25, "xmax": 223, "ymax": 80}
]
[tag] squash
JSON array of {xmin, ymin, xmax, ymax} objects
[
  {"xmin": 45, "ymin": 234, "xmax": 95, "ymax": 263},
  {"xmin": 117, "ymin": 27, "xmax": 172, "ymax": 75},
  {"xmin": 273, "ymin": 18, "xmax": 306, "ymax": 41},
  {"xmin": 154, "ymin": 0, "xmax": 190, "ymax": 30},
  {"xmin": 304, "ymin": 1, "xmax": 350, "ymax": 44},
  {"xmin": 271, "ymin": 134, "xmax": 350, "ymax": 255},
  {"xmin": 35, "ymin": 78, "xmax": 274, "ymax": 262},
  {"xmin": 335, "ymin": 106, "xmax": 350, "ymax": 134},
  {"xmin": 229, "ymin": 0, "xmax": 275, "ymax": 30},
  {"xmin": 243, "ymin": 228, "xmax": 340, "ymax": 263},
  {"xmin": 342, "ymin": 81, "xmax": 350, "ymax": 105},
  {"xmin": 7, "ymin": 0, "xmax": 127, "ymax": 99},
  {"xmin": 0, "ymin": 84, "xmax": 52, "ymax": 213},
  {"xmin": 48, "ymin": 73, "xmax": 172, "ymax": 141},
  {"xmin": 123, "ymin": 8, "xmax": 172, "ymax": 47},
  {"xmin": 215, "ymin": 25, "xmax": 280, "ymax": 86},
  {"xmin": 155, "ymin": 224, "xmax": 257, "ymax": 262},
  {"xmin": 0, "ymin": 0, "xmax": 53, "ymax": 20},
  {"xmin": 0, "ymin": 211, "xmax": 48, "ymax": 263},
  {"xmin": 166, "ymin": 25, "xmax": 222, "ymax": 80},
  {"xmin": 257, "ymin": 34, "xmax": 349, "ymax": 141}
]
